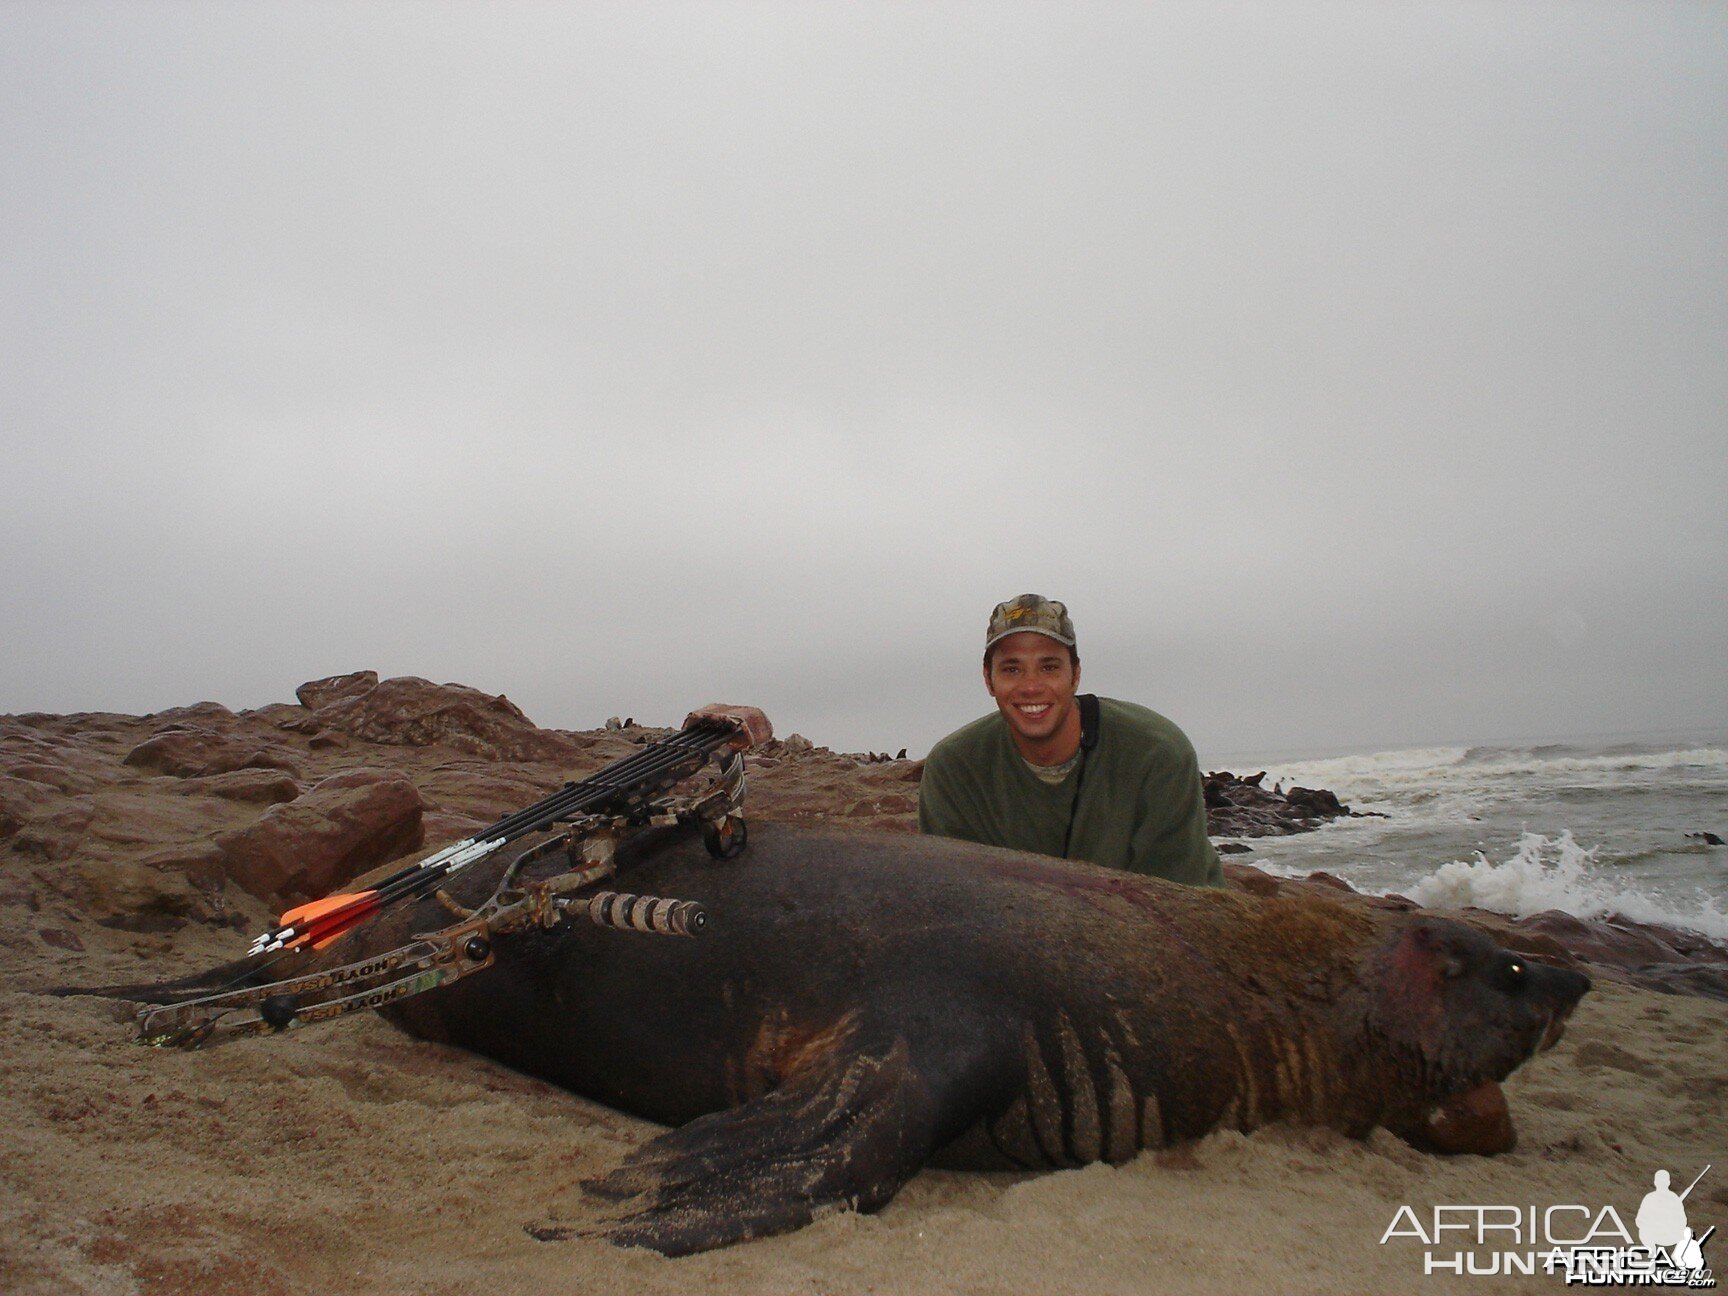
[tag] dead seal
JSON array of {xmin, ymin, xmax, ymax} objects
[{"xmin": 284, "ymin": 820, "xmax": 1589, "ymax": 1255}]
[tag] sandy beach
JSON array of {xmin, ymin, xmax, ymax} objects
[{"xmin": 4, "ymin": 680, "xmax": 1724, "ymax": 1294}]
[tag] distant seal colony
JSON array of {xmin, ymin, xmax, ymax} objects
[{"xmin": 323, "ymin": 821, "xmax": 1594, "ymax": 1255}]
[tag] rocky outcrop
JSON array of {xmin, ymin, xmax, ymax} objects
[
  {"xmin": 4, "ymin": 673, "xmax": 1724, "ymax": 1006},
  {"xmin": 298, "ymin": 675, "xmax": 586, "ymax": 763},
  {"xmin": 295, "ymin": 670, "xmax": 380, "ymax": 711},
  {"xmin": 746, "ymin": 736, "xmax": 924, "ymax": 829},
  {"xmin": 1204, "ymin": 770, "xmax": 1362, "ymax": 838}
]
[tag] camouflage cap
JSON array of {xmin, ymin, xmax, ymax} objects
[{"xmin": 985, "ymin": 594, "xmax": 1076, "ymax": 651}]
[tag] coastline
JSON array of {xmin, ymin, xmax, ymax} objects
[{"xmin": 3, "ymin": 675, "xmax": 1724, "ymax": 1293}]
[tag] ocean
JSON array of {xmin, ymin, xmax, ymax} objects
[{"xmin": 1202, "ymin": 729, "xmax": 1728, "ymax": 944}]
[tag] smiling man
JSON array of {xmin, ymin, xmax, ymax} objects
[{"xmin": 917, "ymin": 594, "xmax": 1224, "ymax": 887}]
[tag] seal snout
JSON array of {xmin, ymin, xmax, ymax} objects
[{"xmin": 1532, "ymin": 964, "xmax": 1591, "ymax": 1052}]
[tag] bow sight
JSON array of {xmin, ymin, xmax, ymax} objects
[{"xmin": 134, "ymin": 705, "xmax": 769, "ymax": 1050}]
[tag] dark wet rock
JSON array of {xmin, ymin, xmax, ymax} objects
[
  {"xmin": 1286, "ymin": 786, "xmax": 1347, "ymax": 818},
  {"xmin": 1203, "ymin": 771, "xmax": 1358, "ymax": 838}
]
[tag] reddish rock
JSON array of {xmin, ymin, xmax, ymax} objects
[
  {"xmin": 2, "ymin": 763, "xmax": 98, "ymax": 796},
  {"xmin": 0, "ymin": 877, "xmax": 41, "ymax": 912},
  {"xmin": 420, "ymin": 809, "xmax": 489, "ymax": 847},
  {"xmin": 38, "ymin": 927, "xmax": 84, "ymax": 952},
  {"xmin": 308, "ymin": 676, "xmax": 586, "ymax": 763},
  {"xmin": 168, "ymin": 769, "xmax": 302, "ymax": 806},
  {"xmin": 11, "ymin": 797, "xmax": 95, "ymax": 860},
  {"xmin": 143, "ymin": 700, "xmax": 238, "ymax": 728},
  {"xmin": 78, "ymin": 858, "xmax": 231, "ymax": 932},
  {"xmin": 123, "ymin": 726, "xmax": 303, "ymax": 780},
  {"xmin": 295, "ymin": 670, "xmax": 380, "ymax": 711},
  {"xmin": 139, "ymin": 840, "xmax": 233, "ymax": 892},
  {"xmin": 1222, "ymin": 864, "xmax": 1283, "ymax": 898},
  {"xmin": 0, "ymin": 774, "xmax": 61, "ymax": 840},
  {"xmin": 214, "ymin": 769, "xmax": 426, "ymax": 906},
  {"xmin": 1513, "ymin": 909, "xmax": 1691, "ymax": 966}
]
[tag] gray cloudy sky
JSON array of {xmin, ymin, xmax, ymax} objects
[{"xmin": 3, "ymin": 2, "xmax": 1724, "ymax": 761}]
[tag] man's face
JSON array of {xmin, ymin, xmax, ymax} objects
[{"xmin": 984, "ymin": 631, "xmax": 1082, "ymax": 758}]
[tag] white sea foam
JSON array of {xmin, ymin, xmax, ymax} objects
[
  {"xmin": 1405, "ymin": 831, "xmax": 1728, "ymax": 943},
  {"xmin": 1268, "ymin": 743, "xmax": 1727, "ymax": 795},
  {"xmin": 1253, "ymin": 741, "xmax": 1728, "ymax": 836}
]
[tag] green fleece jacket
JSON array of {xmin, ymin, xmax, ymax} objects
[{"xmin": 917, "ymin": 697, "xmax": 1224, "ymax": 887}]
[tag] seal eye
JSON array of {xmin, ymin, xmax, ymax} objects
[{"xmin": 1502, "ymin": 959, "xmax": 1527, "ymax": 992}]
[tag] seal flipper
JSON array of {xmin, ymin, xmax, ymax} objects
[{"xmin": 572, "ymin": 1028, "xmax": 1003, "ymax": 1256}]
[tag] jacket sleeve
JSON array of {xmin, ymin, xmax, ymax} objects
[{"xmin": 1128, "ymin": 735, "xmax": 1224, "ymax": 888}]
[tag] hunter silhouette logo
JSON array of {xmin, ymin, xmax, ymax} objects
[
  {"xmin": 1379, "ymin": 1163, "xmax": 1718, "ymax": 1285},
  {"xmin": 1623, "ymin": 1166, "xmax": 1715, "ymax": 1283}
]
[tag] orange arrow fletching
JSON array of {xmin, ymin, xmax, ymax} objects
[
  {"xmin": 277, "ymin": 890, "xmax": 378, "ymax": 932},
  {"xmin": 303, "ymin": 900, "xmax": 380, "ymax": 950},
  {"xmin": 286, "ymin": 897, "xmax": 381, "ymax": 951}
]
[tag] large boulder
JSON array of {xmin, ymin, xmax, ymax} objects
[
  {"xmin": 214, "ymin": 769, "xmax": 426, "ymax": 906},
  {"xmin": 303, "ymin": 675, "xmax": 585, "ymax": 763},
  {"xmin": 295, "ymin": 670, "xmax": 380, "ymax": 711}
]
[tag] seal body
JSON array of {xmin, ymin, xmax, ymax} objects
[{"xmin": 357, "ymin": 823, "xmax": 1586, "ymax": 1254}]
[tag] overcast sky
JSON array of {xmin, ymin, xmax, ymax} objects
[{"xmin": 2, "ymin": 2, "xmax": 1723, "ymax": 761}]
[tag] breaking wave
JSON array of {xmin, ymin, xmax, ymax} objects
[
  {"xmin": 1405, "ymin": 831, "xmax": 1728, "ymax": 944},
  {"xmin": 1256, "ymin": 738, "xmax": 1728, "ymax": 831},
  {"xmin": 1272, "ymin": 742, "xmax": 1728, "ymax": 795}
]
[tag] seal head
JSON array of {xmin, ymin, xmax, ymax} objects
[{"xmin": 1364, "ymin": 918, "xmax": 1590, "ymax": 1152}]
